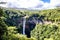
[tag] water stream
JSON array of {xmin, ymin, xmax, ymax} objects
[{"xmin": 23, "ymin": 17, "xmax": 26, "ymax": 35}]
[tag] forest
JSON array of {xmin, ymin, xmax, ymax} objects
[{"xmin": 0, "ymin": 7, "xmax": 60, "ymax": 40}]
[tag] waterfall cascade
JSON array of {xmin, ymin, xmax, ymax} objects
[{"xmin": 23, "ymin": 17, "xmax": 26, "ymax": 35}]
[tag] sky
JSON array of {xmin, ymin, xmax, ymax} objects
[{"xmin": 0, "ymin": 0, "xmax": 60, "ymax": 10}]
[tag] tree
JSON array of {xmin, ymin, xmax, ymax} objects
[
  {"xmin": 0, "ymin": 8, "xmax": 7, "ymax": 40},
  {"xmin": 31, "ymin": 24, "xmax": 58, "ymax": 40}
]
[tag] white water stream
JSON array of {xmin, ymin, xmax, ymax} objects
[{"xmin": 23, "ymin": 17, "xmax": 26, "ymax": 35}]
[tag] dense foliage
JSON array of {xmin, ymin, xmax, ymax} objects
[
  {"xmin": 0, "ymin": 7, "xmax": 60, "ymax": 40},
  {"xmin": 0, "ymin": 8, "xmax": 7, "ymax": 40},
  {"xmin": 31, "ymin": 24, "xmax": 60, "ymax": 40}
]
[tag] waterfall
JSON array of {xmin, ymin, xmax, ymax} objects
[{"xmin": 23, "ymin": 17, "xmax": 26, "ymax": 35}]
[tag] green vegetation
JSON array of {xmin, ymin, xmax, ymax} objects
[
  {"xmin": 31, "ymin": 24, "xmax": 60, "ymax": 40},
  {"xmin": 0, "ymin": 7, "xmax": 60, "ymax": 40},
  {"xmin": 0, "ymin": 8, "xmax": 7, "ymax": 40}
]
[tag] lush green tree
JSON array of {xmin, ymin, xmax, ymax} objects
[
  {"xmin": 31, "ymin": 24, "xmax": 59, "ymax": 40},
  {"xmin": 0, "ymin": 8, "xmax": 7, "ymax": 40}
]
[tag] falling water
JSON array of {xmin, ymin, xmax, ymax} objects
[{"xmin": 23, "ymin": 17, "xmax": 26, "ymax": 35}]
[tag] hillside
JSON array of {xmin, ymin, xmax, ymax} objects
[{"xmin": 0, "ymin": 7, "xmax": 60, "ymax": 40}]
